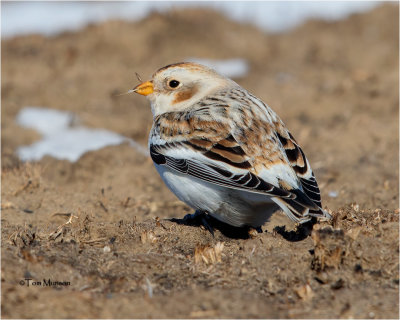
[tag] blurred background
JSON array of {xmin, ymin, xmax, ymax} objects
[{"xmin": 2, "ymin": 1, "xmax": 381, "ymax": 38}]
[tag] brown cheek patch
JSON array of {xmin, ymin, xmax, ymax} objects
[{"xmin": 173, "ymin": 87, "xmax": 198, "ymax": 104}]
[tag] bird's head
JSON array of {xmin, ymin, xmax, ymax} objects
[{"xmin": 132, "ymin": 62, "xmax": 236, "ymax": 116}]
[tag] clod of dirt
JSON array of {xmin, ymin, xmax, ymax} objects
[
  {"xmin": 8, "ymin": 228, "xmax": 36, "ymax": 248},
  {"xmin": 311, "ymin": 225, "xmax": 348, "ymax": 272},
  {"xmin": 330, "ymin": 278, "xmax": 345, "ymax": 290},
  {"xmin": 346, "ymin": 226, "xmax": 362, "ymax": 240}
]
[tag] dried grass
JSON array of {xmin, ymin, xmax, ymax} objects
[
  {"xmin": 140, "ymin": 230, "xmax": 157, "ymax": 244},
  {"xmin": 194, "ymin": 242, "xmax": 224, "ymax": 265}
]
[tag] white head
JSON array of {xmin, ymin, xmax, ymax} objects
[{"xmin": 132, "ymin": 62, "xmax": 237, "ymax": 116}]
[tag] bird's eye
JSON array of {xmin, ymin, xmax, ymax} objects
[{"xmin": 168, "ymin": 80, "xmax": 180, "ymax": 88}]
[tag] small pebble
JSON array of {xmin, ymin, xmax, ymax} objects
[
  {"xmin": 109, "ymin": 236, "xmax": 116, "ymax": 244},
  {"xmin": 103, "ymin": 245, "xmax": 111, "ymax": 253}
]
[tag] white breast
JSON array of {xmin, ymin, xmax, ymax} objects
[
  {"xmin": 155, "ymin": 164, "xmax": 222, "ymax": 214},
  {"xmin": 154, "ymin": 163, "xmax": 278, "ymax": 227}
]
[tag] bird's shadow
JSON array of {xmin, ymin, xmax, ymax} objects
[
  {"xmin": 169, "ymin": 214, "xmax": 254, "ymax": 239},
  {"xmin": 169, "ymin": 214, "xmax": 314, "ymax": 241},
  {"xmin": 273, "ymin": 225, "xmax": 310, "ymax": 242},
  {"xmin": 273, "ymin": 217, "xmax": 316, "ymax": 241}
]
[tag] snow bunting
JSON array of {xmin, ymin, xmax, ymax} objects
[{"xmin": 132, "ymin": 62, "xmax": 331, "ymax": 229}]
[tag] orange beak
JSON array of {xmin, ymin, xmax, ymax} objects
[{"xmin": 132, "ymin": 81, "xmax": 154, "ymax": 96}]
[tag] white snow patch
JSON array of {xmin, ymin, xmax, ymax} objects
[
  {"xmin": 187, "ymin": 58, "xmax": 249, "ymax": 78},
  {"xmin": 16, "ymin": 107, "xmax": 147, "ymax": 162},
  {"xmin": 16, "ymin": 107, "xmax": 77, "ymax": 136},
  {"xmin": 1, "ymin": 2, "xmax": 382, "ymax": 38}
]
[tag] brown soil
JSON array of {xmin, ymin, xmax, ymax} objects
[{"xmin": 1, "ymin": 4, "xmax": 399, "ymax": 319}]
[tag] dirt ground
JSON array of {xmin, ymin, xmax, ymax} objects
[{"xmin": 1, "ymin": 4, "xmax": 399, "ymax": 319}]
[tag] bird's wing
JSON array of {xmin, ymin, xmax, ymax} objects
[
  {"xmin": 274, "ymin": 128, "xmax": 323, "ymax": 210},
  {"xmin": 150, "ymin": 105, "xmax": 329, "ymax": 222}
]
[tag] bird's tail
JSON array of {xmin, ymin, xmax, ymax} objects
[{"xmin": 272, "ymin": 192, "xmax": 331, "ymax": 224}]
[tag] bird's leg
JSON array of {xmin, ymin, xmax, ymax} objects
[
  {"xmin": 183, "ymin": 210, "xmax": 214, "ymax": 236},
  {"xmin": 294, "ymin": 217, "xmax": 317, "ymax": 238},
  {"xmin": 170, "ymin": 210, "xmax": 215, "ymax": 236},
  {"xmin": 255, "ymin": 226, "xmax": 263, "ymax": 233}
]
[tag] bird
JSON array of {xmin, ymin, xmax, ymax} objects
[{"xmin": 131, "ymin": 62, "xmax": 331, "ymax": 234}]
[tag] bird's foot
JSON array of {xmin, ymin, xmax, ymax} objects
[
  {"xmin": 255, "ymin": 226, "xmax": 263, "ymax": 233},
  {"xmin": 170, "ymin": 212, "xmax": 262, "ymax": 239},
  {"xmin": 171, "ymin": 210, "xmax": 214, "ymax": 236}
]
